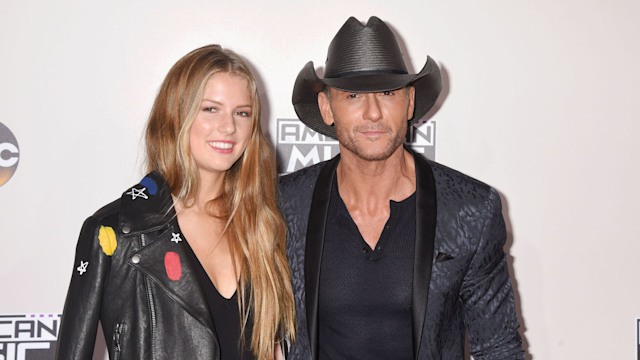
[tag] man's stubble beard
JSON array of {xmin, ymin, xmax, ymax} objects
[{"xmin": 335, "ymin": 121, "xmax": 407, "ymax": 162}]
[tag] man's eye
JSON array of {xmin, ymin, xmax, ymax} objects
[
  {"xmin": 347, "ymin": 93, "xmax": 358, "ymax": 99},
  {"xmin": 382, "ymin": 90, "xmax": 394, "ymax": 96}
]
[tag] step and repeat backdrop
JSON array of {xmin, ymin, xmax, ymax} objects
[{"xmin": 1, "ymin": 1, "xmax": 639, "ymax": 359}]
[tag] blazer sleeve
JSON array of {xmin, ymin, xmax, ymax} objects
[
  {"xmin": 56, "ymin": 216, "xmax": 112, "ymax": 360},
  {"xmin": 460, "ymin": 188, "xmax": 524, "ymax": 359}
]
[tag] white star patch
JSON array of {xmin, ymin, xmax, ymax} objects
[
  {"xmin": 126, "ymin": 187, "xmax": 148, "ymax": 200},
  {"xmin": 77, "ymin": 261, "xmax": 89, "ymax": 275},
  {"xmin": 171, "ymin": 232, "xmax": 182, "ymax": 243}
]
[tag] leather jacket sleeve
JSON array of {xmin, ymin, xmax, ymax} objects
[
  {"xmin": 56, "ymin": 215, "xmax": 112, "ymax": 359},
  {"xmin": 461, "ymin": 188, "xmax": 524, "ymax": 359}
]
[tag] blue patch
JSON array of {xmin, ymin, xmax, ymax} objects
[{"xmin": 140, "ymin": 176, "xmax": 158, "ymax": 195}]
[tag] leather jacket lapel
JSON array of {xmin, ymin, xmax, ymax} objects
[
  {"xmin": 305, "ymin": 155, "xmax": 340, "ymax": 360},
  {"xmin": 128, "ymin": 223, "xmax": 216, "ymax": 334},
  {"xmin": 411, "ymin": 150, "xmax": 437, "ymax": 359},
  {"xmin": 117, "ymin": 172, "xmax": 215, "ymax": 334}
]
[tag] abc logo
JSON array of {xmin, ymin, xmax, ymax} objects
[{"xmin": 0, "ymin": 122, "xmax": 19, "ymax": 186}]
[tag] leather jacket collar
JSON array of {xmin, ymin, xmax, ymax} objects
[{"xmin": 118, "ymin": 171, "xmax": 177, "ymax": 236}]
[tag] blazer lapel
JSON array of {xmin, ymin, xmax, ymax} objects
[
  {"xmin": 411, "ymin": 150, "xmax": 437, "ymax": 359},
  {"xmin": 305, "ymin": 155, "xmax": 340, "ymax": 360},
  {"xmin": 128, "ymin": 226, "xmax": 216, "ymax": 334}
]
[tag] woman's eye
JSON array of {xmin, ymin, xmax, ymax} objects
[
  {"xmin": 203, "ymin": 107, "xmax": 217, "ymax": 113},
  {"xmin": 236, "ymin": 111, "xmax": 251, "ymax": 117}
]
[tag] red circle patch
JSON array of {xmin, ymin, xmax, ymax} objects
[{"xmin": 164, "ymin": 251, "xmax": 182, "ymax": 281}]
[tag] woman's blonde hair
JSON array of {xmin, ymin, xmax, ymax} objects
[{"xmin": 145, "ymin": 44, "xmax": 295, "ymax": 359}]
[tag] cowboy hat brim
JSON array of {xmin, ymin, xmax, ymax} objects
[{"xmin": 292, "ymin": 56, "xmax": 442, "ymax": 139}]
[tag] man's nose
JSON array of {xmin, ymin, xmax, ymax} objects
[{"xmin": 363, "ymin": 93, "xmax": 382, "ymax": 122}]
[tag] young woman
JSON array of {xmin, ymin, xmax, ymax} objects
[{"xmin": 56, "ymin": 45, "xmax": 295, "ymax": 360}]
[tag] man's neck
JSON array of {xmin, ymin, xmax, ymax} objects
[
  {"xmin": 336, "ymin": 147, "xmax": 416, "ymax": 207},
  {"xmin": 335, "ymin": 146, "xmax": 416, "ymax": 248}
]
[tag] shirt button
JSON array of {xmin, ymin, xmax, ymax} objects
[
  {"xmin": 122, "ymin": 225, "xmax": 131, "ymax": 234},
  {"xmin": 131, "ymin": 255, "xmax": 141, "ymax": 264}
]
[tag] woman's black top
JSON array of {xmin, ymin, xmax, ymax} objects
[{"xmin": 184, "ymin": 241, "xmax": 255, "ymax": 360}]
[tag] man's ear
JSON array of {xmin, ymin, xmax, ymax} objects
[
  {"xmin": 406, "ymin": 86, "xmax": 416, "ymax": 120},
  {"xmin": 318, "ymin": 91, "xmax": 334, "ymax": 126}
]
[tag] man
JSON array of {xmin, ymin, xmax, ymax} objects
[{"xmin": 280, "ymin": 16, "xmax": 524, "ymax": 359}]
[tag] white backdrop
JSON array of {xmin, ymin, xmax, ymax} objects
[{"xmin": 1, "ymin": 1, "xmax": 639, "ymax": 359}]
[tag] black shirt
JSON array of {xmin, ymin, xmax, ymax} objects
[
  {"xmin": 318, "ymin": 180, "xmax": 416, "ymax": 359},
  {"xmin": 184, "ymin": 240, "xmax": 255, "ymax": 360}
]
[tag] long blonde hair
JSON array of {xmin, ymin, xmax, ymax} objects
[{"xmin": 145, "ymin": 44, "xmax": 295, "ymax": 359}]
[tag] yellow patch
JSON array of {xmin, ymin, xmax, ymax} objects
[{"xmin": 98, "ymin": 226, "xmax": 117, "ymax": 256}]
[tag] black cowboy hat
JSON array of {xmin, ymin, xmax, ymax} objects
[{"xmin": 292, "ymin": 16, "xmax": 442, "ymax": 139}]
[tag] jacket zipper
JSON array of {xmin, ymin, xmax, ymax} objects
[
  {"xmin": 113, "ymin": 323, "xmax": 124, "ymax": 360},
  {"xmin": 141, "ymin": 233, "xmax": 157, "ymax": 359}
]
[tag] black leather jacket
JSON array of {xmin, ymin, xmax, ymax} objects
[{"xmin": 57, "ymin": 173, "xmax": 224, "ymax": 359}]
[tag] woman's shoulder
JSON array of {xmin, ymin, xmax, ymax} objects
[
  {"xmin": 90, "ymin": 198, "xmax": 122, "ymax": 225},
  {"xmin": 87, "ymin": 172, "xmax": 174, "ymax": 233}
]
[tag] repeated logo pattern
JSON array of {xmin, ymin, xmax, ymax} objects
[
  {"xmin": 275, "ymin": 118, "xmax": 436, "ymax": 174},
  {"xmin": 0, "ymin": 122, "xmax": 19, "ymax": 187},
  {"xmin": 0, "ymin": 314, "xmax": 60, "ymax": 359}
]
